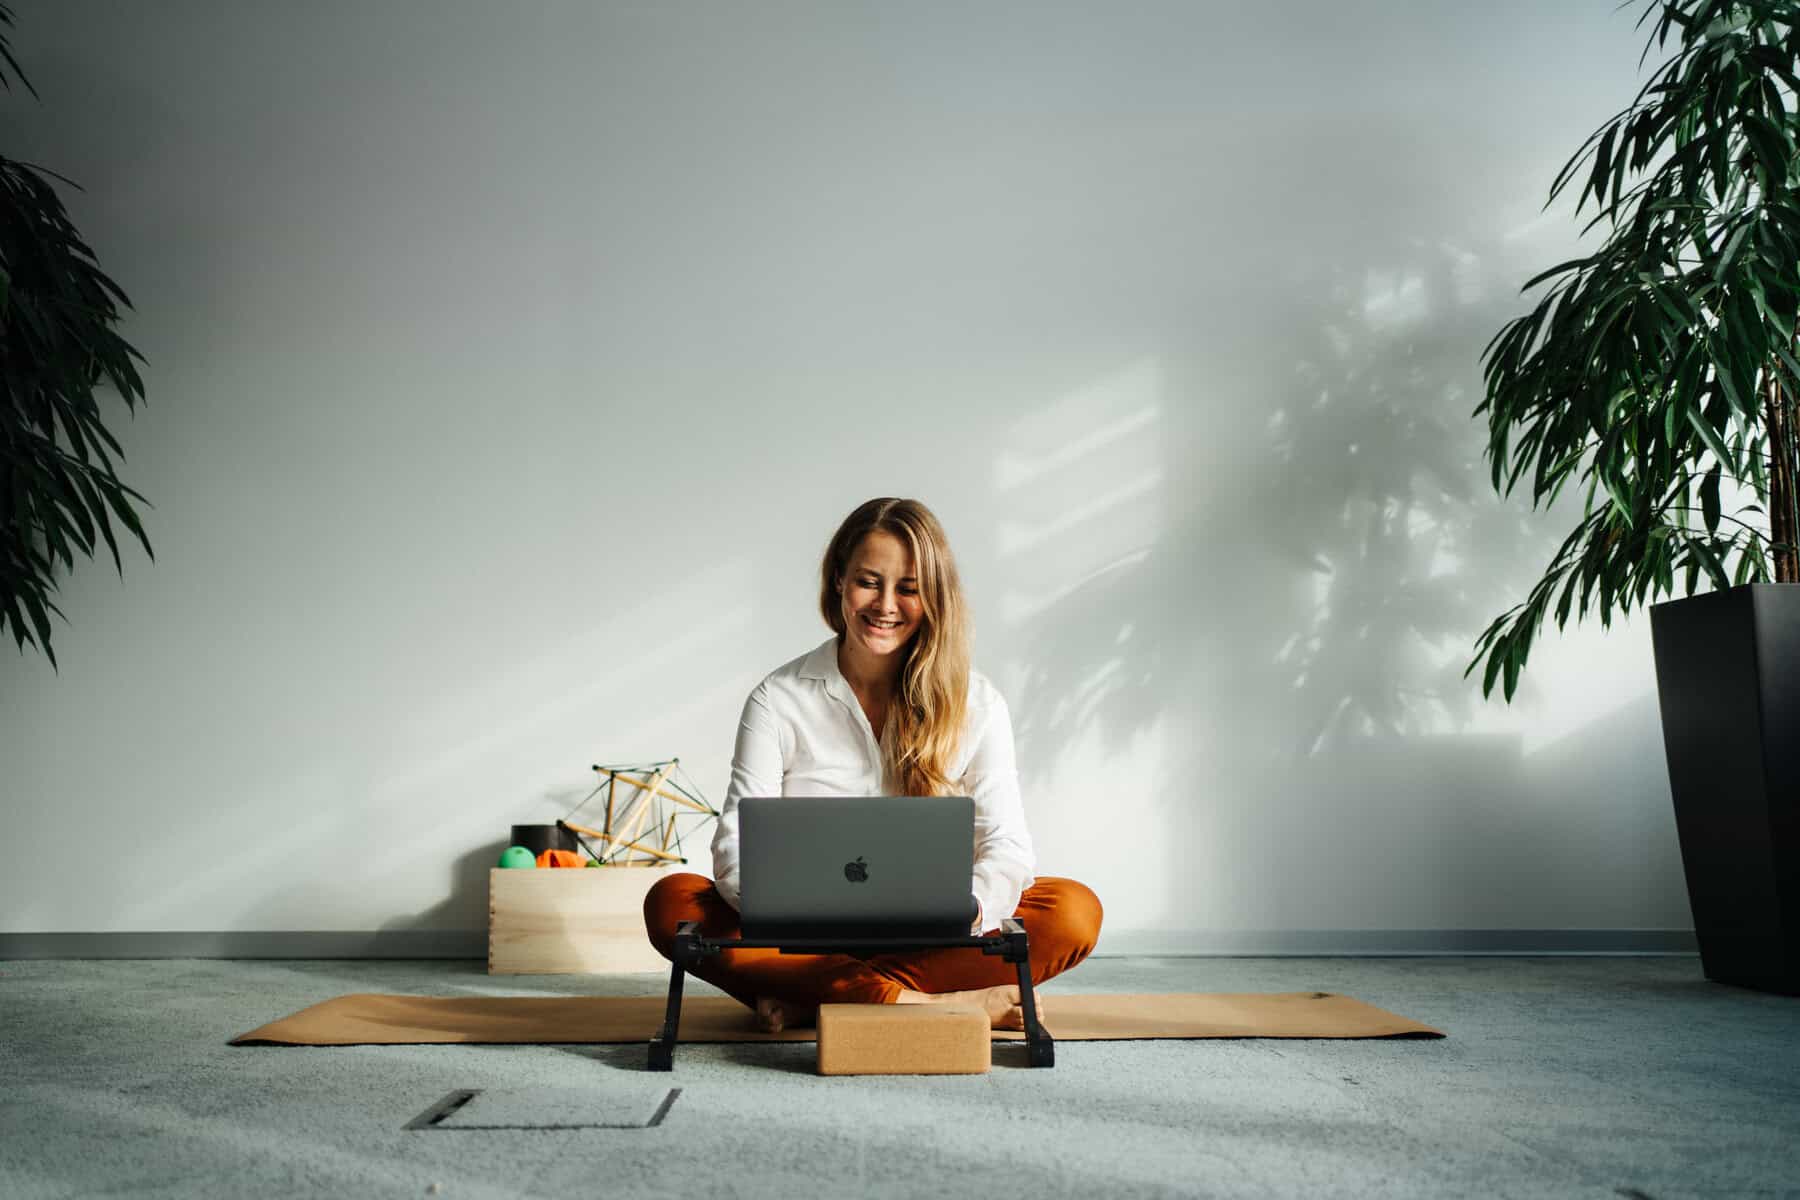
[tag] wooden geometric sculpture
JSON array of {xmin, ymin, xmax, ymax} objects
[{"xmin": 559, "ymin": 759, "xmax": 719, "ymax": 867}]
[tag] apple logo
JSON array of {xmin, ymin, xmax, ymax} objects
[{"xmin": 843, "ymin": 856, "xmax": 869, "ymax": 883}]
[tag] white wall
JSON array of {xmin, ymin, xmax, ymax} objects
[{"xmin": 0, "ymin": 0, "xmax": 1693, "ymax": 945}]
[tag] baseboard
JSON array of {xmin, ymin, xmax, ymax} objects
[
  {"xmin": 0, "ymin": 928, "xmax": 1698, "ymax": 959},
  {"xmin": 1094, "ymin": 929, "xmax": 1699, "ymax": 956},
  {"xmin": 0, "ymin": 931, "xmax": 488, "ymax": 959}
]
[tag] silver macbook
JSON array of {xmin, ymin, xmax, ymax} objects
[{"xmin": 737, "ymin": 795, "xmax": 976, "ymax": 938}]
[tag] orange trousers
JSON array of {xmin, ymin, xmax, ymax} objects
[{"xmin": 642, "ymin": 872, "xmax": 1104, "ymax": 1008}]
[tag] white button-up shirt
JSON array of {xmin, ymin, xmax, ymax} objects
[{"xmin": 711, "ymin": 637, "xmax": 1037, "ymax": 934}]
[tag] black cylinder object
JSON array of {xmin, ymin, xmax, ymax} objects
[{"xmin": 510, "ymin": 823, "xmax": 579, "ymax": 857}]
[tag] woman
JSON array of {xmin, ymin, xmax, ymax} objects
[{"xmin": 643, "ymin": 497, "xmax": 1103, "ymax": 1032}]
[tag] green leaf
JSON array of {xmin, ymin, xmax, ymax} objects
[
  {"xmin": 73, "ymin": 471, "xmax": 124, "ymax": 577},
  {"xmin": 1691, "ymin": 539, "xmax": 1731, "ymax": 590},
  {"xmin": 1598, "ymin": 461, "xmax": 1633, "ymax": 523},
  {"xmin": 1734, "ymin": 539, "xmax": 1761, "ymax": 584},
  {"xmin": 1687, "ymin": 400, "xmax": 1736, "ymax": 468},
  {"xmin": 18, "ymin": 585, "xmax": 58, "ymax": 662},
  {"xmin": 1591, "ymin": 124, "xmax": 1619, "ymax": 210},
  {"xmin": 1700, "ymin": 463, "xmax": 1722, "ymax": 533},
  {"xmin": 1716, "ymin": 219, "xmax": 1755, "ymax": 282},
  {"xmin": 1769, "ymin": 339, "xmax": 1800, "ymax": 388},
  {"xmin": 1502, "ymin": 637, "xmax": 1523, "ymax": 702},
  {"xmin": 1482, "ymin": 636, "xmax": 1507, "ymax": 699},
  {"xmin": 1520, "ymin": 257, "xmax": 1594, "ymax": 292},
  {"xmin": 1743, "ymin": 113, "xmax": 1792, "ymax": 180},
  {"xmin": 100, "ymin": 480, "xmax": 156, "ymax": 560},
  {"xmin": 46, "ymin": 460, "xmax": 97, "ymax": 554},
  {"xmin": 1, "ymin": 587, "xmax": 30, "ymax": 653}
]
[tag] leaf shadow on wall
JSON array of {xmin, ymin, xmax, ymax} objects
[{"xmin": 996, "ymin": 236, "xmax": 1671, "ymax": 931}]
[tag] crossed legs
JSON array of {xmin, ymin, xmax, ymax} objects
[{"xmin": 642, "ymin": 872, "xmax": 1104, "ymax": 1029}]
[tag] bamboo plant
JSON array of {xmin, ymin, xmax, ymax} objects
[
  {"xmin": 1471, "ymin": 0, "xmax": 1800, "ymax": 700},
  {"xmin": 0, "ymin": 2, "xmax": 153, "ymax": 672}
]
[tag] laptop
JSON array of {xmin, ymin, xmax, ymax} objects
[{"xmin": 737, "ymin": 795, "xmax": 977, "ymax": 939}]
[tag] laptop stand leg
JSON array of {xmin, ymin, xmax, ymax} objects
[
  {"xmin": 1001, "ymin": 918, "xmax": 1055, "ymax": 1068},
  {"xmin": 648, "ymin": 920, "xmax": 698, "ymax": 1071}
]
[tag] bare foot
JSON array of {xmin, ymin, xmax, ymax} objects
[
  {"xmin": 753, "ymin": 995, "xmax": 818, "ymax": 1032},
  {"xmin": 895, "ymin": 984, "xmax": 1044, "ymax": 1030}
]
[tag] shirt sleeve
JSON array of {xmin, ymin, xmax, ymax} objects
[
  {"xmin": 963, "ymin": 690, "xmax": 1036, "ymax": 934},
  {"xmin": 710, "ymin": 681, "xmax": 783, "ymax": 912}
]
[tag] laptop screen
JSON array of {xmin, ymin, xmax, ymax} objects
[{"xmin": 737, "ymin": 795, "xmax": 975, "ymax": 936}]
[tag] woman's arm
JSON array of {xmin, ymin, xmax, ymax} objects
[
  {"xmin": 710, "ymin": 680, "xmax": 784, "ymax": 911},
  {"xmin": 963, "ymin": 690, "xmax": 1037, "ymax": 934}
]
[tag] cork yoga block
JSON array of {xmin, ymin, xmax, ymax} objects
[{"xmin": 815, "ymin": 1003, "xmax": 992, "ymax": 1076}]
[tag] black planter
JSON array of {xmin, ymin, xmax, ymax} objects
[
  {"xmin": 1649, "ymin": 582, "xmax": 1800, "ymax": 994},
  {"xmin": 509, "ymin": 823, "xmax": 578, "ymax": 857}
]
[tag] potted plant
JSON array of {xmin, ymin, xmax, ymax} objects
[
  {"xmin": 1, "ymin": 2, "xmax": 155, "ymax": 672},
  {"xmin": 1471, "ymin": 0, "xmax": 1799, "ymax": 993}
]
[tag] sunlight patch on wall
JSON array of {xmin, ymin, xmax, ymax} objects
[
  {"xmin": 994, "ymin": 403, "xmax": 1162, "ymax": 492},
  {"xmin": 1000, "ymin": 548, "xmax": 1153, "ymax": 628},
  {"xmin": 358, "ymin": 560, "xmax": 757, "ymax": 839},
  {"xmin": 126, "ymin": 767, "xmax": 350, "ymax": 927},
  {"xmin": 1360, "ymin": 267, "xmax": 1429, "ymax": 331},
  {"xmin": 1459, "ymin": 615, "xmax": 1662, "ymax": 758},
  {"xmin": 1441, "ymin": 239, "xmax": 1486, "ymax": 306},
  {"xmin": 992, "ymin": 358, "xmax": 1165, "ymax": 629},
  {"xmin": 1025, "ymin": 711, "xmax": 1183, "ymax": 930},
  {"xmin": 998, "ymin": 474, "xmax": 1163, "ymax": 558}
]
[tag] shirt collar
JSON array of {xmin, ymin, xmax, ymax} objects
[
  {"xmin": 801, "ymin": 635, "xmax": 866, "ymax": 716},
  {"xmin": 799, "ymin": 636, "xmax": 843, "ymax": 682}
]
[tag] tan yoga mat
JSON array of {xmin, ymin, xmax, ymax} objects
[{"xmin": 230, "ymin": 992, "xmax": 1443, "ymax": 1046}]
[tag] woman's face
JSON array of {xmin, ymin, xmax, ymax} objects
[{"xmin": 838, "ymin": 530, "xmax": 925, "ymax": 659}]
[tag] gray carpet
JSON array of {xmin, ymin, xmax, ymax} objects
[{"xmin": 0, "ymin": 955, "xmax": 1793, "ymax": 1199}]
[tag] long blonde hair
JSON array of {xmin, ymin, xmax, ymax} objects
[{"xmin": 819, "ymin": 498, "xmax": 971, "ymax": 797}]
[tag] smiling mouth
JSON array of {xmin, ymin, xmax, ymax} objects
[{"xmin": 862, "ymin": 616, "xmax": 902, "ymax": 631}]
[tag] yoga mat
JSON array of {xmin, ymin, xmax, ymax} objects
[{"xmin": 230, "ymin": 992, "xmax": 1443, "ymax": 1046}]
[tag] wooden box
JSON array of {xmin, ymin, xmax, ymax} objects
[{"xmin": 487, "ymin": 865, "xmax": 674, "ymax": 974}]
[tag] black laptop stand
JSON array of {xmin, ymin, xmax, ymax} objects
[{"xmin": 647, "ymin": 917, "xmax": 1054, "ymax": 1070}]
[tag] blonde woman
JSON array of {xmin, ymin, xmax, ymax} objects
[{"xmin": 644, "ymin": 497, "xmax": 1104, "ymax": 1032}]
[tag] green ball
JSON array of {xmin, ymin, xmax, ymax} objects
[
  {"xmin": 497, "ymin": 845, "xmax": 537, "ymax": 869},
  {"xmin": 584, "ymin": 859, "xmax": 601, "ymax": 867}
]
